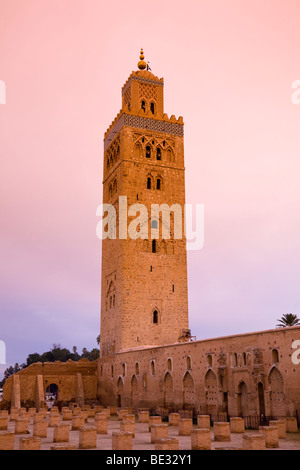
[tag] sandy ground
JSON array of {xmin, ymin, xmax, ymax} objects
[{"xmin": 6, "ymin": 414, "xmax": 300, "ymax": 451}]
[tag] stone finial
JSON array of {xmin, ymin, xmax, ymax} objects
[{"xmin": 138, "ymin": 48, "xmax": 147, "ymax": 70}]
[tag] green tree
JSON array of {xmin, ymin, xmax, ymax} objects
[{"xmin": 276, "ymin": 313, "xmax": 300, "ymax": 328}]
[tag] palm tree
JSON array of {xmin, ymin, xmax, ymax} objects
[{"xmin": 276, "ymin": 313, "xmax": 300, "ymax": 328}]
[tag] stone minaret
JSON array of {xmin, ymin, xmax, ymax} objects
[{"xmin": 100, "ymin": 50, "xmax": 189, "ymax": 357}]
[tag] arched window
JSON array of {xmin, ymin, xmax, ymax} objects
[
  {"xmin": 156, "ymin": 147, "xmax": 161, "ymax": 160},
  {"xmin": 141, "ymin": 100, "xmax": 146, "ymax": 112},
  {"xmin": 152, "ymin": 240, "xmax": 157, "ymax": 253},
  {"xmin": 151, "ymin": 360, "xmax": 156, "ymax": 375},
  {"xmin": 167, "ymin": 358, "xmax": 172, "ymax": 371},
  {"xmin": 146, "ymin": 146, "xmax": 151, "ymax": 158},
  {"xmin": 122, "ymin": 363, "xmax": 126, "ymax": 377},
  {"xmin": 135, "ymin": 362, "xmax": 139, "ymax": 375},
  {"xmin": 187, "ymin": 356, "xmax": 192, "ymax": 369},
  {"xmin": 153, "ymin": 309, "xmax": 159, "ymax": 324},
  {"xmin": 233, "ymin": 353, "xmax": 238, "ymax": 367},
  {"xmin": 242, "ymin": 352, "xmax": 247, "ymax": 366},
  {"xmin": 207, "ymin": 354, "xmax": 213, "ymax": 367},
  {"xmin": 150, "ymin": 102, "xmax": 155, "ymax": 114},
  {"xmin": 147, "ymin": 177, "xmax": 152, "ymax": 189},
  {"xmin": 156, "ymin": 178, "xmax": 161, "ymax": 190}
]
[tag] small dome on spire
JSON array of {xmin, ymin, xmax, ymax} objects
[{"xmin": 138, "ymin": 48, "xmax": 147, "ymax": 70}]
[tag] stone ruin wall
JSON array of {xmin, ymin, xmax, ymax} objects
[{"xmin": 97, "ymin": 326, "xmax": 300, "ymax": 419}]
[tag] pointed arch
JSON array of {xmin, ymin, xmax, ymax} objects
[
  {"xmin": 268, "ymin": 367, "xmax": 286, "ymax": 417},
  {"xmin": 204, "ymin": 369, "xmax": 218, "ymax": 413},
  {"xmin": 163, "ymin": 372, "xmax": 173, "ymax": 407},
  {"xmin": 183, "ymin": 371, "xmax": 195, "ymax": 408}
]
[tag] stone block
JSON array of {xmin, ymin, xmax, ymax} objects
[
  {"xmin": 33, "ymin": 420, "xmax": 48, "ymax": 438},
  {"xmin": 112, "ymin": 431, "xmax": 133, "ymax": 450},
  {"xmin": 0, "ymin": 431, "xmax": 15, "ymax": 450},
  {"xmin": 191, "ymin": 428, "xmax": 211, "ymax": 450},
  {"xmin": 120, "ymin": 420, "xmax": 135, "ymax": 437},
  {"xmin": 155, "ymin": 438, "xmax": 179, "ymax": 450},
  {"xmin": 149, "ymin": 415, "xmax": 162, "ymax": 431},
  {"xmin": 53, "ymin": 423, "xmax": 70, "ymax": 443},
  {"xmin": 50, "ymin": 444, "xmax": 77, "ymax": 450},
  {"xmin": 213, "ymin": 422, "xmax": 231, "ymax": 442},
  {"xmin": 62, "ymin": 409, "xmax": 73, "ymax": 421},
  {"xmin": 286, "ymin": 417, "xmax": 298, "ymax": 433},
  {"xmin": 72, "ymin": 416, "xmax": 85, "ymax": 430},
  {"xmin": 230, "ymin": 417, "xmax": 245, "ymax": 433},
  {"xmin": 19, "ymin": 437, "xmax": 41, "ymax": 450},
  {"xmin": 138, "ymin": 411, "xmax": 149, "ymax": 423},
  {"xmin": 0, "ymin": 417, "xmax": 8, "ymax": 431},
  {"xmin": 95, "ymin": 417, "xmax": 108, "ymax": 434},
  {"xmin": 197, "ymin": 415, "xmax": 210, "ymax": 429},
  {"xmin": 151, "ymin": 424, "xmax": 168, "ymax": 443},
  {"xmin": 259, "ymin": 426, "xmax": 279, "ymax": 448},
  {"xmin": 269, "ymin": 420, "xmax": 286, "ymax": 439},
  {"xmin": 49, "ymin": 414, "xmax": 60, "ymax": 427},
  {"xmin": 169, "ymin": 413, "xmax": 180, "ymax": 426},
  {"xmin": 10, "ymin": 408, "xmax": 19, "ymax": 421},
  {"xmin": 79, "ymin": 426, "xmax": 97, "ymax": 449},
  {"xmin": 178, "ymin": 418, "xmax": 193, "ymax": 436},
  {"xmin": 123, "ymin": 414, "xmax": 135, "ymax": 423},
  {"xmin": 117, "ymin": 409, "xmax": 129, "ymax": 420},
  {"xmin": 243, "ymin": 433, "xmax": 266, "ymax": 450},
  {"xmin": 15, "ymin": 418, "xmax": 29, "ymax": 434}
]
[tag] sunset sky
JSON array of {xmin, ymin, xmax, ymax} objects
[{"xmin": 1, "ymin": 0, "xmax": 300, "ymax": 377}]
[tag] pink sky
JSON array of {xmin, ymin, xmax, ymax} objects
[{"xmin": 1, "ymin": 0, "xmax": 300, "ymax": 376}]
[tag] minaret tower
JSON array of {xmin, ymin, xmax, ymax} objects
[{"xmin": 100, "ymin": 50, "xmax": 189, "ymax": 357}]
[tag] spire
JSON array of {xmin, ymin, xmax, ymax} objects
[{"xmin": 137, "ymin": 48, "xmax": 147, "ymax": 70}]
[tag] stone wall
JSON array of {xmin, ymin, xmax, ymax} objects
[
  {"xmin": 3, "ymin": 359, "xmax": 98, "ymax": 408},
  {"xmin": 97, "ymin": 326, "xmax": 300, "ymax": 418}
]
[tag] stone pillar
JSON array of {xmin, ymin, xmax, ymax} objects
[
  {"xmin": 243, "ymin": 433, "xmax": 266, "ymax": 450},
  {"xmin": 53, "ymin": 423, "xmax": 70, "ymax": 443},
  {"xmin": 76, "ymin": 373, "xmax": 84, "ymax": 408},
  {"xmin": 19, "ymin": 437, "xmax": 41, "ymax": 450},
  {"xmin": 197, "ymin": 415, "xmax": 210, "ymax": 429},
  {"xmin": 151, "ymin": 424, "xmax": 169, "ymax": 443},
  {"xmin": 11, "ymin": 374, "xmax": 21, "ymax": 410},
  {"xmin": 230, "ymin": 417, "xmax": 245, "ymax": 433},
  {"xmin": 169, "ymin": 413, "xmax": 180, "ymax": 426},
  {"xmin": 0, "ymin": 431, "xmax": 15, "ymax": 450},
  {"xmin": 112, "ymin": 431, "xmax": 133, "ymax": 450},
  {"xmin": 35, "ymin": 375, "xmax": 44, "ymax": 411},
  {"xmin": 191, "ymin": 428, "xmax": 211, "ymax": 450},
  {"xmin": 269, "ymin": 420, "xmax": 286, "ymax": 439},
  {"xmin": 178, "ymin": 418, "xmax": 193, "ymax": 436},
  {"xmin": 79, "ymin": 426, "xmax": 97, "ymax": 449},
  {"xmin": 286, "ymin": 417, "xmax": 298, "ymax": 433},
  {"xmin": 213, "ymin": 422, "xmax": 231, "ymax": 442},
  {"xmin": 259, "ymin": 426, "xmax": 279, "ymax": 448}
]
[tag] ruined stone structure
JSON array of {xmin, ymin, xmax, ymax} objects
[{"xmin": 2, "ymin": 52, "xmax": 300, "ymax": 427}]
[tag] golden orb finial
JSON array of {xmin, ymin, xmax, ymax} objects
[{"xmin": 138, "ymin": 48, "xmax": 147, "ymax": 70}]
